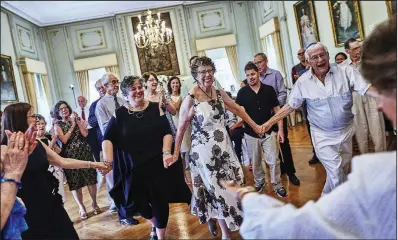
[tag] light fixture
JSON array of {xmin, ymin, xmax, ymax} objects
[{"xmin": 134, "ymin": 10, "xmax": 173, "ymax": 49}]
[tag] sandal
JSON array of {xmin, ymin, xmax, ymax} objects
[
  {"xmin": 149, "ymin": 227, "xmax": 158, "ymax": 240},
  {"xmin": 92, "ymin": 204, "xmax": 101, "ymax": 215},
  {"xmin": 79, "ymin": 208, "xmax": 88, "ymax": 219}
]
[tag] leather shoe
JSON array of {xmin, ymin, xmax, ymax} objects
[
  {"xmin": 308, "ymin": 155, "xmax": 320, "ymax": 164},
  {"xmin": 288, "ymin": 174, "xmax": 300, "ymax": 186},
  {"xmin": 208, "ymin": 218, "xmax": 217, "ymax": 236}
]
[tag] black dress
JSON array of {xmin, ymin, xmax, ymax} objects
[
  {"xmin": 104, "ymin": 102, "xmax": 191, "ymax": 228},
  {"xmin": 18, "ymin": 141, "xmax": 79, "ymax": 239}
]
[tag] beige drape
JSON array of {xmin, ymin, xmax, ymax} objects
[
  {"xmin": 105, "ymin": 65, "xmax": 120, "ymax": 77},
  {"xmin": 197, "ymin": 51, "xmax": 206, "ymax": 57},
  {"xmin": 261, "ymin": 38, "xmax": 268, "ymax": 56},
  {"xmin": 271, "ymin": 32, "xmax": 287, "ymax": 80},
  {"xmin": 225, "ymin": 46, "xmax": 240, "ymax": 83},
  {"xmin": 76, "ymin": 70, "xmax": 89, "ymax": 102},
  {"xmin": 23, "ymin": 73, "xmax": 38, "ymax": 112},
  {"xmin": 41, "ymin": 75, "xmax": 53, "ymax": 108}
]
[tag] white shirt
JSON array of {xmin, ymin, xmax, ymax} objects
[
  {"xmin": 74, "ymin": 106, "xmax": 91, "ymax": 129},
  {"xmin": 240, "ymin": 151, "xmax": 397, "ymax": 239}
]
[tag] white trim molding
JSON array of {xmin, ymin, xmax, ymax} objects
[{"xmin": 195, "ymin": 33, "xmax": 237, "ymax": 51}]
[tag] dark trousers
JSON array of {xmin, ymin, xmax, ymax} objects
[
  {"xmin": 231, "ymin": 127, "xmax": 244, "ymax": 163},
  {"xmin": 279, "ymin": 117, "xmax": 296, "ymax": 175},
  {"xmin": 303, "ymin": 102, "xmax": 317, "ymax": 156},
  {"xmin": 86, "ymin": 128, "xmax": 101, "ymax": 162}
]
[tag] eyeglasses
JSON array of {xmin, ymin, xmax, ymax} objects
[
  {"xmin": 349, "ymin": 46, "xmax": 361, "ymax": 51},
  {"xmin": 107, "ymin": 80, "xmax": 119, "ymax": 85},
  {"xmin": 254, "ymin": 60, "xmax": 265, "ymax": 66},
  {"xmin": 309, "ymin": 53, "xmax": 327, "ymax": 61},
  {"xmin": 297, "ymin": 52, "xmax": 305, "ymax": 56},
  {"xmin": 197, "ymin": 69, "xmax": 214, "ymax": 75}
]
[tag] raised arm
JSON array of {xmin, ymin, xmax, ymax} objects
[
  {"xmin": 172, "ymin": 95, "xmax": 194, "ymax": 162},
  {"xmin": 272, "ymin": 105, "xmax": 285, "ymax": 143},
  {"xmin": 54, "ymin": 123, "xmax": 75, "ymax": 144},
  {"xmin": 219, "ymin": 89, "xmax": 262, "ymax": 136}
]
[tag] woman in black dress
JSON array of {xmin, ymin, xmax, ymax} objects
[
  {"xmin": 54, "ymin": 101, "xmax": 100, "ymax": 219},
  {"xmin": 1, "ymin": 103, "xmax": 108, "ymax": 239},
  {"xmin": 101, "ymin": 76, "xmax": 191, "ymax": 240}
]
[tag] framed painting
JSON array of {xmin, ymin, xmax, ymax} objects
[
  {"xmin": 0, "ymin": 54, "xmax": 18, "ymax": 103},
  {"xmin": 131, "ymin": 12, "xmax": 180, "ymax": 76},
  {"xmin": 293, "ymin": 0, "xmax": 319, "ymax": 49},
  {"xmin": 386, "ymin": 1, "xmax": 397, "ymax": 18},
  {"xmin": 328, "ymin": 0, "xmax": 364, "ymax": 47}
]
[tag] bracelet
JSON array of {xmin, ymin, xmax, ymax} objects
[
  {"xmin": 104, "ymin": 160, "xmax": 113, "ymax": 167},
  {"xmin": 88, "ymin": 161, "xmax": 91, "ymax": 169},
  {"xmin": 1, "ymin": 177, "xmax": 22, "ymax": 189},
  {"xmin": 163, "ymin": 151, "xmax": 171, "ymax": 157}
]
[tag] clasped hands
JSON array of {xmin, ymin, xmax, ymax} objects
[{"xmin": 254, "ymin": 122, "xmax": 284, "ymax": 143}]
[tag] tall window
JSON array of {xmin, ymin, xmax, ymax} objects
[
  {"xmin": 205, "ymin": 48, "xmax": 239, "ymax": 96},
  {"xmin": 264, "ymin": 35, "xmax": 280, "ymax": 73},
  {"xmin": 88, "ymin": 67, "xmax": 107, "ymax": 104},
  {"xmin": 34, "ymin": 74, "xmax": 51, "ymax": 131}
]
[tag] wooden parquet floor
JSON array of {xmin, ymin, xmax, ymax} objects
[{"xmin": 63, "ymin": 123, "xmax": 327, "ymax": 239}]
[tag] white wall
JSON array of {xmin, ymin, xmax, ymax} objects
[{"xmin": 284, "ymin": 1, "xmax": 389, "ymax": 66}]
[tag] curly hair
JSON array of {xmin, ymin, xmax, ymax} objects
[
  {"xmin": 167, "ymin": 76, "xmax": 181, "ymax": 95},
  {"xmin": 53, "ymin": 101, "xmax": 73, "ymax": 120},
  {"xmin": 120, "ymin": 75, "xmax": 144, "ymax": 97},
  {"xmin": 190, "ymin": 56, "xmax": 216, "ymax": 82}
]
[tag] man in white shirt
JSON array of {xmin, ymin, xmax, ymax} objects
[
  {"xmin": 221, "ymin": 17, "xmax": 396, "ymax": 239},
  {"xmin": 343, "ymin": 38, "xmax": 386, "ymax": 153},
  {"xmin": 261, "ymin": 42, "xmax": 376, "ymax": 195},
  {"xmin": 74, "ymin": 96, "xmax": 90, "ymax": 127}
]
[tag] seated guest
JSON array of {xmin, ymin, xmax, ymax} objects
[
  {"xmin": 1, "ymin": 102, "xmax": 107, "ymax": 239},
  {"xmin": 223, "ymin": 17, "xmax": 396, "ymax": 239},
  {"xmin": 335, "ymin": 52, "xmax": 348, "ymax": 64}
]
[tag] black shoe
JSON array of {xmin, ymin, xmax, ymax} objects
[
  {"xmin": 274, "ymin": 186, "xmax": 287, "ymax": 197},
  {"xmin": 288, "ymin": 174, "xmax": 300, "ymax": 186},
  {"xmin": 120, "ymin": 218, "xmax": 139, "ymax": 225},
  {"xmin": 149, "ymin": 227, "xmax": 158, "ymax": 240},
  {"xmin": 208, "ymin": 218, "xmax": 217, "ymax": 236},
  {"xmin": 308, "ymin": 155, "xmax": 320, "ymax": 164},
  {"xmin": 255, "ymin": 182, "xmax": 266, "ymax": 192}
]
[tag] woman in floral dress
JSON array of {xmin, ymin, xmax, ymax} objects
[{"xmin": 170, "ymin": 57, "xmax": 263, "ymax": 239}]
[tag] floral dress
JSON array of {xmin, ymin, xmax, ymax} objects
[{"xmin": 188, "ymin": 90, "xmax": 244, "ymax": 231}]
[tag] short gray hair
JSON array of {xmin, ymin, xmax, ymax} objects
[
  {"xmin": 305, "ymin": 42, "xmax": 329, "ymax": 60},
  {"xmin": 120, "ymin": 75, "xmax": 144, "ymax": 97},
  {"xmin": 101, "ymin": 72, "xmax": 119, "ymax": 86}
]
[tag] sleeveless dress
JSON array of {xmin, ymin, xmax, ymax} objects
[
  {"xmin": 57, "ymin": 121, "xmax": 97, "ymax": 191},
  {"xmin": 18, "ymin": 141, "xmax": 79, "ymax": 239},
  {"xmin": 189, "ymin": 90, "xmax": 244, "ymax": 231}
]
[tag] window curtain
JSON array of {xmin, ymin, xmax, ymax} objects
[
  {"xmin": 261, "ymin": 38, "xmax": 268, "ymax": 56},
  {"xmin": 225, "ymin": 46, "xmax": 240, "ymax": 83},
  {"xmin": 105, "ymin": 65, "xmax": 120, "ymax": 77},
  {"xmin": 197, "ymin": 51, "xmax": 206, "ymax": 57},
  {"xmin": 23, "ymin": 73, "xmax": 38, "ymax": 112},
  {"xmin": 41, "ymin": 75, "xmax": 53, "ymax": 108},
  {"xmin": 271, "ymin": 32, "xmax": 287, "ymax": 80},
  {"xmin": 75, "ymin": 70, "xmax": 89, "ymax": 103}
]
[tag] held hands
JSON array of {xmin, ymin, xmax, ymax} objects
[
  {"xmin": 91, "ymin": 162, "xmax": 108, "ymax": 171},
  {"xmin": 220, "ymin": 180, "xmax": 256, "ymax": 203},
  {"xmin": 163, "ymin": 153, "xmax": 179, "ymax": 169},
  {"xmin": 261, "ymin": 122, "xmax": 272, "ymax": 134}
]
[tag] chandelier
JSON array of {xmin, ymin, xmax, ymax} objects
[{"xmin": 134, "ymin": 10, "xmax": 173, "ymax": 49}]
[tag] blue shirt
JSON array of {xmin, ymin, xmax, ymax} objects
[
  {"xmin": 88, "ymin": 98, "xmax": 103, "ymax": 149},
  {"xmin": 259, "ymin": 68, "xmax": 287, "ymax": 106}
]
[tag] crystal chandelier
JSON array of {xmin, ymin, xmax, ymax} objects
[{"xmin": 134, "ymin": 10, "xmax": 173, "ymax": 49}]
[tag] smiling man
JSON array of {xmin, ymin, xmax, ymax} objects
[{"xmin": 262, "ymin": 42, "xmax": 376, "ymax": 195}]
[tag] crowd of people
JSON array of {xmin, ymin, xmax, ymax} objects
[{"xmin": 0, "ymin": 16, "xmax": 396, "ymax": 240}]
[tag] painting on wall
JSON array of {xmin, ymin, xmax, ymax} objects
[
  {"xmin": 386, "ymin": 1, "xmax": 397, "ymax": 18},
  {"xmin": 131, "ymin": 12, "xmax": 180, "ymax": 76},
  {"xmin": 197, "ymin": 8, "xmax": 226, "ymax": 32},
  {"xmin": 16, "ymin": 24, "xmax": 36, "ymax": 54},
  {"xmin": 328, "ymin": 0, "xmax": 364, "ymax": 47},
  {"xmin": 0, "ymin": 55, "xmax": 18, "ymax": 103},
  {"xmin": 293, "ymin": 1, "xmax": 319, "ymax": 49},
  {"xmin": 76, "ymin": 26, "xmax": 107, "ymax": 52}
]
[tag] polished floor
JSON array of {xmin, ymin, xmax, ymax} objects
[{"xmin": 63, "ymin": 123, "xmax": 327, "ymax": 239}]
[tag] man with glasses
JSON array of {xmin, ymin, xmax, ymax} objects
[
  {"xmin": 343, "ymin": 38, "xmax": 386, "ymax": 154},
  {"xmin": 291, "ymin": 48, "xmax": 307, "ymax": 84},
  {"xmin": 253, "ymin": 53, "xmax": 300, "ymax": 186},
  {"xmin": 262, "ymin": 42, "xmax": 376, "ymax": 194},
  {"xmin": 95, "ymin": 73, "xmax": 139, "ymax": 225}
]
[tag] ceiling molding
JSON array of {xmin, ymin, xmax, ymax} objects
[{"xmin": 1, "ymin": 1, "xmax": 207, "ymax": 27}]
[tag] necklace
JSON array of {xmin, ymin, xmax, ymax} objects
[
  {"xmin": 127, "ymin": 101, "xmax": 146, "ymax": 118},
  {"xmin": 198, "ymin": 85, "xmax": 213, "ymax": 100}
]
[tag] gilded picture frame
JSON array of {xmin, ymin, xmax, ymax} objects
[
  {"xmin": 386, "ymin": 1, "xmax": 397, "ymax": 18},
  {"xmin": 0, "ymin": 54, "xmax": 19, "ymax": 103},
  {"xmin": 293, "ymin": 0, "xmax": 319, "ymax": 49},
  {"xmin": 328, "ymin": 0, "xmax": 364, "ymax": 47}
]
